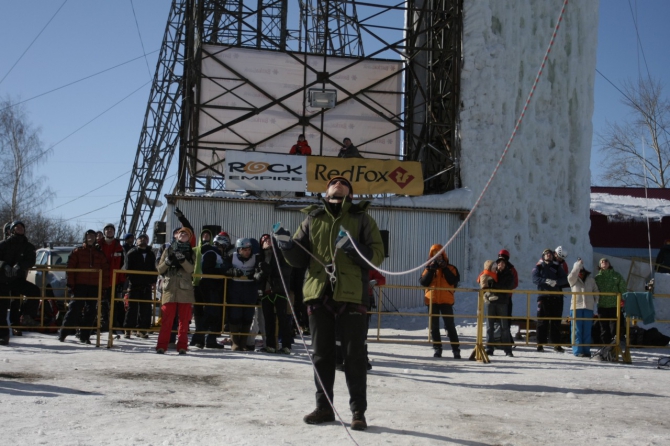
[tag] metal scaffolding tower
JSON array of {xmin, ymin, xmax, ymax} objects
[{"xmin": 119, "ymin": 0, "xmax": 463, "ymax": 237}]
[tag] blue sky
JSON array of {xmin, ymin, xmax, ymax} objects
[{"xmin": 1, "ymin": 0, "xmax": 669, "ymax": 234}]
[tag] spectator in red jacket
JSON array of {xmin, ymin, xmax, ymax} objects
[
  {"xmin": 99, "ymin": 223, "xmax": 126, "ymax": 333},
  {"xmin": 289, "ymin": 134, "xmax": 312, "ymax": 156},
  {"xmin": 59, "ymin": 229, "xmax": 110, "ymax": 344}
]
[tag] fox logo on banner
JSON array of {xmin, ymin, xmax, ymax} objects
[{"xmin": 225, "ymin": 151, "xmax": 307, "ymax": 192}]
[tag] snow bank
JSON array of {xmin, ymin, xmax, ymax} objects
[{"xmin": 591, "ymin": 192, "xmax": 670, "ymax": 221}]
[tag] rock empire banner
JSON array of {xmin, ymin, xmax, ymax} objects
[
  {"xmin": 307, "ymin": 156, "xmax": 424, "ymax": 196},
  {"xmin": 224, "ymin": 151, "xmax": 307, "ymax": 192}
]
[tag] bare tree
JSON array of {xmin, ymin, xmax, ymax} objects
[
  {"xmin": 597, "ymin": 77, "xmax": 670, "ymax": 188},
  {"xmin": 0, "ymin": 96, "xmax": 55, "ymax": 220}
]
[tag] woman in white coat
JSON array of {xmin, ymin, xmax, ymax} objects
[{"xmin": 567, "ymin": 259, "xmax": 599, "ymax": 357}]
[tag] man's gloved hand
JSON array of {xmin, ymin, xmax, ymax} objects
[
  {"xmin": 254, "ymin": 262, "xmax": 270, "ymax": 281},
  {"xmin": 272, "ymin": 223, "xmax": 293, "ymax": 250},
  {"xmin": 174, "ymin": 207, "xmax": 184, "ymax": 218},
  {"xmin": 11, "ymin": 264, "xmax": 22, "ymax": 277},
  {"xmin": 335, "ymin": 227, "xmax": 353, "ymax": 252},
  {"xmin": 226, "ymin": 268, "xmax": 245, "ymax": 277},
  {"xmin": 427, "ymin": 261, "xmax": 439, "ymax": 271},
  {"xmin": 545, "ymin": 278, "xmax": 557, "ymax": 287},
  {"xmin": 174, "ymin": 251, "xmax": 185, "ymax": 263},
  {"xmin": 3, "ymin": 264, "xmax": 14, "ymax": 278}
]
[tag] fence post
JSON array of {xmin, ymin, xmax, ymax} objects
[{"xmin": 469, "ymin": 289, "xmax": 490, "ymax": 363}]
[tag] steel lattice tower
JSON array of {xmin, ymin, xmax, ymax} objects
[{"xmin": 119, "ymin": 0, "xmax": 463, "ymax": 237}]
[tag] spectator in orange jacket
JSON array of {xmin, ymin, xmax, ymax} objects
[
  {"xmin": 289, "ymin": 134, "xmax": 312, "ymax": 155},
  {"xmin": 419, "ymin": 244, "xmax": 461, "ymax": 359},
  {"xmin": 59, "ymin": 229, "xmax": 110, "ymax": 344}
]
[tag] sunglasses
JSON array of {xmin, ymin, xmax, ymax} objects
[{"xmin": 330, "ymin": 179, "xmax": 350, "ymax": 187}]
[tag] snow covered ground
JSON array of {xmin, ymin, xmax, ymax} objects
[{"xmin": 2, "ymin": 320, "xmax": 669, "ymax": 446}]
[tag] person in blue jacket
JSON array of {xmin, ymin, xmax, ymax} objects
[{"xmin": 532, "ymin": 248, "xmax": 569, "ymax": 352}]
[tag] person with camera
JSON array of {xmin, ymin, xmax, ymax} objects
[
  {"xmin": 419, "ymin": 244, "xmax": 461, "ymax": 359},
  {"xmin": 155, "ymin": 227, "xmax": 195, "ymax": 355}
]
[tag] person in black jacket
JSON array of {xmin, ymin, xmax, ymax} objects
[
  {"xmin": 123, "ymin": 234, "xmax": 157, "ymax": 338},
  {"xmin": 198, "ymin": 234, "xmax": 230, "ymax": 349},
  {"xmin": 0, "ymin": 221, "xmax": 40, "ymax": 344},
  {"xmin": 532, "ymin": 248, "xmax": 569, "ymax": 352},
  {"xmin": 484, "ymin": 256, "xmax": 515, "ymax": 357},
  {"xmin": 257, "ymin": 234, "xmax": 293, "ymax": 354}
]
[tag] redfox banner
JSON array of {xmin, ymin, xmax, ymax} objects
[{"xmin": 306, "ymin": 156, "xmax": 424, "ymax": 196}]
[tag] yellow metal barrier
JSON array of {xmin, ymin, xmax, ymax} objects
[
  {"xmin": 370, "ymin": 283, "xmax": 631, "ymax": 363},
  {"xmin": 1, "ymin": 267, "xmax": 104, "ymax": 347},
  {"xmin": 106, "ymin": 269, "xmax": 262, "ymax": 349}
]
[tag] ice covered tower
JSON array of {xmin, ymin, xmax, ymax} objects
[{"xmin": 458, "ymin": 0, "xmax": 599, "ymax": 280}]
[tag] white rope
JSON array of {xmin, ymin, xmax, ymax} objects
[
  {"xmin": 641, "ymin": 137, "xmax": 654, "ymax": 277},
  {"xmin": 344, "ymin": 0, "xmax": 571, "ymax": 276}
]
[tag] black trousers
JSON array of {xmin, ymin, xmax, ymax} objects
[
  {"xmin": 123, "ymin": 285, "xmax": 153, "ymax": 330},
  {"xmin": 190, "ymin": 286, "xmax": 206, "ymax": 344},
  {"xmin": 61, "ymin": 285, "xmax": 100, "ymax": 341},
  {"xmin": 309, "ymin": 303, "xmax": 368, "ymax": 413},
  {"xmin": 597, "ymin": 307, "xmax": 619, "ymax": 344},
  {"xmin": 429, "ymin": 303, "xmax": 460, "ymax": 353},
  {"xmin": 536, "ymin": 295, "xmax": 564, "ymax": 345},
  {"xmin": 202, "ymin": 284, "xmax": 224, "ymax": 345},
  {"xmin": 0, "ymin": 281, "xmax": 41, "ymax": 337},
  {"xmin": 262, "ymin": 293, "xmax": 291, "ymax": 349}
]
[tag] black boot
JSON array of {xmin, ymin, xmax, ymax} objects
[
  {"xmin": 303, "ymin": 407, "xmax": 335, "ymax": 425},
  {"xmin": 351, "ymin": 411, "xmax": 367, "ymax": 431}
]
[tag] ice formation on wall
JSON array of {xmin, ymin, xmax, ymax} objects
[{"xmin": 459, "ymin": 0, "xmax": 599, "ymax": 285}]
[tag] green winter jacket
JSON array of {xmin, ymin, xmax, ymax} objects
[
  {"xmin": 282, "ymin": 199, "xmax": 384, "ymax": 306},
  {"xmin": 192, "ymin": 229, "xmax": 213, "ymax": 286},
  {"xmin": 594, "ymin": 268, "xmax": 627, "ymax": 308}
]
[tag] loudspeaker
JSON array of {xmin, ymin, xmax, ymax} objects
[
  {"xmin": 380, "ymin": 230, "xmax": 389, "ymax": 258},
  {"xmin": 153, "ymin": 221, "xmax": 166, "ymax": 245}
]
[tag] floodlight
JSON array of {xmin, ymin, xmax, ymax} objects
[{"xmin": 309, "ymin": 89, "xmax": 337, "ymax": 108}]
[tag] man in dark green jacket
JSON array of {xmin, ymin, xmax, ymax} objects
[{"xmin": 275, "ymin": 176, "xmax": 384, "ymax": 431}]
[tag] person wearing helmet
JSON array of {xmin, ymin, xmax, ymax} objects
[
  {"xmin": 225, "ymin": 237, "xmax": 262, "ymax": 351},
  {"xmin": 196, "ymin": 233, "xmax": 231, "ymax": 349},
  {"xmin": 274, "ymin": 175, "xmax": 384, "ymax": 431},
  {"xmin": 59, "ymin": 229, "xmax": 110, "ymax": 344},
  {"xmin": 532, "ymin": 248, "xmax": 569, "ymax": 352},
  {"xmin": 155, "ymin": 227, "xmax": 195, "ymax": 354},
  {"xmin": 0, "ymin": 221, "xmax": 40, "ymax": 345},
  {"xmin": 122, "ymin": 234, "xmax": 157, "ymax": 339},
  {"xmin": 554, "ymin": 246, "xmax": 569, "ymax": 274}
]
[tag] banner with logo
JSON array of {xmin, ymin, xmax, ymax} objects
[
  {"xmin": 306, "ymin": 156, "xmax": 424, "ymax": 196},
  {"xmin": 224, "ymin": 151, "xmax": 307, "ymax": 192}
]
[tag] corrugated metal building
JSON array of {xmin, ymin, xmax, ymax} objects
[{"xmin": 164, "ymin": 194, "xmax": 468, "ymax": 310}]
